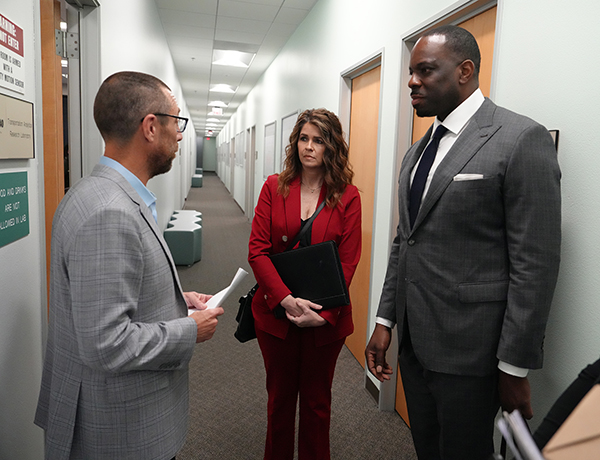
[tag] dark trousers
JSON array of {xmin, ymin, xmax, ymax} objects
[
  {"xmin": 533, "ymin": 357, "xmax": 600, "ymax": 449},
  {"xmin": 256, "ymin": 326, "xmax": 345, "ymax": 460},
  {"xmin": 399, "ymin": 336, "xmax": 499, "ymax": 460}
]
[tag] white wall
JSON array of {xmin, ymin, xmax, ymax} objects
[
  {"xmin": 492, "ymin": 0, "xmax": 600, "ymax": 422},
  {"xmin": 0, "ymin": 0, "xmax": 46, "ymax": 458},
  {"xmin": 218, "ymin": 0, "xmax": 600, "ymax": 431},
  {"xmin": 83, "ymin": 0, "xmax": 197, "ymax": 229}
]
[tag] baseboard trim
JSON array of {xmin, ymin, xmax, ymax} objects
[{"xmin": 365, "ymin": 374, "xmax": 379, "ymax": 403}]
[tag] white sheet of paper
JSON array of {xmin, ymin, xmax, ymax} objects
[{"xmin": 188, "ymin": 268, "xmax": 248, "ymax": 315}]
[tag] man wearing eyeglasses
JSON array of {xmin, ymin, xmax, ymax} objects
[{"xmin": 35, "ymin": 71, "xmax": 223, "ymax": 460}]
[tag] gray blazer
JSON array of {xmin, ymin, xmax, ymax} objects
[
  {"xmin": 377, "ymin": 98, "xmax": 561, "ymax": 377},
  {"xmin": 35, "ymin": 165, "xmax": 198, "ymax": 460}
]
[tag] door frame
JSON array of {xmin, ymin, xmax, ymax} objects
[
  {"xmin": 339, "ymin": 50, "xmax": 392, "ymax": 406},
  {"xmin": 245, "ymin": 126, "xmax": 256, "ymax": 220}
]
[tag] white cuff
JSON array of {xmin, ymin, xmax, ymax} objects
[
  {"xmin": 376, "ymin": 317, "xmax": 395, "ymax": 329},
  {"xmin": 498, "ymin": 360, "xmax": 529, "ymax": 378}
]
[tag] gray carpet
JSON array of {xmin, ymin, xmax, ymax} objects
[{"xmin": 175, "ymin": 172, "xmax": 417, "ymax": 459}]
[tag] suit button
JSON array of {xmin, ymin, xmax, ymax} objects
[
  {"xmin": 264, "ymin": 295, "xmax": 268, "ymax": 300},
  {"xmin": 408, "ymin": 239, "xmax": 415, "ymax": 246},
  {"xmin": 282, "ymin": 235, "xmax": 288, "ymax": 242}
]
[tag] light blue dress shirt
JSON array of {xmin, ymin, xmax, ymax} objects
[{"xmin": 99, "ymin": 156, "xmax": 158, "ymax": 223}]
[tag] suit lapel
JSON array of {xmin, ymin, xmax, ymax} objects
[
  {"xmin": 412, "ymin": 99, "xmax": 501, "ymax": 231},
  {"xmin": 93, "ymin": 165, "xmax": 186, "ymax": 304}
]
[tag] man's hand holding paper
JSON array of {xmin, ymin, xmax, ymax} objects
[{"xmin": 183, "ymin": 291, "xmax": 212, "ymax": 310}]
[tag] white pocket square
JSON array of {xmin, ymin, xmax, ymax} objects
[{"xmin": 453, "ymin": 174, "xmax": 484, "ymax": 181}]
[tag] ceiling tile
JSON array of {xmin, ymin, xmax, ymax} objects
[
  {"xmin": 156, "ymin": 0, "xmax": 218, "ymax": 15},
  {"xmin": 274, "ymin": 7, "xmax": 310, "ymax": 25},
  {"xmin": 214, "ymin": 28, "xmax": 266, "ymax": 45},
  {"xmin": 162, "ymin": 23, "xmax": 215, "ymax": 40},
  {"xmin": 282, "ymin": 0, "xmax": 316, "ymax": 9},
  {"xmin": 232, "ymin": 0, "xmax": 283, "ymax": 5},
  {"xmin": 158, "ymin": 9, "xmax": 216, "ymax": 28},
  {"xmin": 216, "ymin": 16, "xmax": 272, "ymax": 35},
  {"xmin": 218, "ymin": 0, "xmax": 279, "ymax": 21}
]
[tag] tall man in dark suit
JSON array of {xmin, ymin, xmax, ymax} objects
[
  {"xmin": 365, "ymin": 26, "xmax": 561, "ymax": 459},
  {"xmin": 35, "ymin": 71, "xmax": 224, "ymax": 460}
]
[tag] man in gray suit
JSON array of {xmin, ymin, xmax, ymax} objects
[
  {"xmin": 365, "ymin": 26, "xmax": 561, "ymax": 459},
  {"xmin": 35, "ymin": 71, "xmax": 224, "ymax": 460}
]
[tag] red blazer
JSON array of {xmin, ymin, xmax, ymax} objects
[{"xmin": 248, "ymin": 174, "xmax": 362, "ymax": 347}]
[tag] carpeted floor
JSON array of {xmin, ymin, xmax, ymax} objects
[{"xmin": 175, "ymin": 172, "xmax": 417, "ymax": 459}]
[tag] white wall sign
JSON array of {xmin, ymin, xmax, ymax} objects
[
  {"xmin": 0, "ymin": 92, "xmax": 34, "ymax": 159},
  {"xmin": 0, "ymin": 13, "xmax": 25, "ymax": 94}
]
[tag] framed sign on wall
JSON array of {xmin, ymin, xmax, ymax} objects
[{"xmin": 0, "ymin": 92, "xmax": 34, "ymax": 159}]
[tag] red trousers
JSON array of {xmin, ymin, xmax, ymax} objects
[{"xmin": 256, "ymin": 325, "xmax": 345, "ymax": 460}]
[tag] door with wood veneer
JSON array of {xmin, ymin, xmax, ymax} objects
[
  {"xmin": 397, "ymin": 5, "xmax": 498, "ymax": 424},
  {"xmin": 345, "ymin": 65, "xmax": 381, "ymax": 366},
  {"xmin": 411, "ymin": 7, "xmax": 497, "ymax": 142}
]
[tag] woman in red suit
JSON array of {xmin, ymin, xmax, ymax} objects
[{"xmin": 248, "ymin": 108, "xmax": 362, "ymax": 460}]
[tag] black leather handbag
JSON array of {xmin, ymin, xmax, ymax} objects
[
  {"xmin": 234, "ymin": 284, "xmax": 258, "ymax": 343},
  {"xmin": 234, "ymin": 200, "xmax": 326, "ymax": 342}
]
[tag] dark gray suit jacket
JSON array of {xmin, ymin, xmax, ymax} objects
[
  {"xmin": 35, "ymin": 165, "xmax": 198, "ymax": 459},
  {"xmin": 377, "ymin": 98, "xmax": 561, "ymax": 376}
]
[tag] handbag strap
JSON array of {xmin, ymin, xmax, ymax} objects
[
  {"xmin": 270, "ymin": 199, "xmax": 326, "ymax": 320},
  {"xmin": 285, "ymin": 199, "xmax": 326, "ymax": 251}
]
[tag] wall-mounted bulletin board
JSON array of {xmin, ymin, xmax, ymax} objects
[
  {"xmin": 0, "ymin": 92, "xmax": 34, "ymax": 159},
  {"xmin": 263, "ymin": 121, "xmax": 276, "ymax": 179}
]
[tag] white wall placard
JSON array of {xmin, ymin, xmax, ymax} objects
[{"xmin": 0, "ymin": 92, "xmax": 34, "ymax": 159}]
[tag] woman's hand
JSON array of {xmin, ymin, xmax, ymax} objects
[
  {"xmin": 280, "ymin": 294, "xmax": 305, "ymax": 317},
  {"xmin": 285, "ymin": 298, "xmax": 326, "ymax": 327}
]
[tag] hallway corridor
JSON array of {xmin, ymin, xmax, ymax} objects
[{"xmin": 175, "ymin": 173, "xmax": 416, "ymax": 459}]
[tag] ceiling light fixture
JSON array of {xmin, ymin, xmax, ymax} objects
[
  {"xmin": 212, "ymin": 50, "xmax": 255, "ymax": 68},
  {"xmin": 210, "ymin": 84, "xmax": 236, "ymax": 94},
  {"xmin": 208, "ymin": 101, "xmax": 227, "ymax": 108}
]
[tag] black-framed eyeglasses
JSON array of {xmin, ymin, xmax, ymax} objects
[{"xmin": 142, "ymin": 113, "xmax": 189, "ymax": 133}]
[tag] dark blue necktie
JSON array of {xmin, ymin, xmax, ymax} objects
[{"xmin": 409, "ymin": 125, "xmax": 448, "ymax": 228}]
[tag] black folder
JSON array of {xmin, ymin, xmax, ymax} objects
[{"xmin": 269, "ymin": 240, "xmax": 349, "ymax": 309}]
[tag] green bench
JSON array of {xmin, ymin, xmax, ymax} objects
[
  {"xmin": 192, "ymin": 173, "xmax": 203, "ymax": 187},
  {"xmin": 163, "ymin": 210, "xmax": 203, "ymax": 266}
]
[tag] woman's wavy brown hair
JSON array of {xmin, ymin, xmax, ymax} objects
[{"xmin": 278, "ymin": 108, "xmax": 354, "ymax": 208}]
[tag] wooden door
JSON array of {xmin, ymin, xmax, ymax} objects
[
  {"xmin": 397, "ymin": 6, "xmax": 498, "ymax": 423},
  {"xmin": 345, "ymin": 65, "xmax": 381, "ymax": 366},
  {"xmin": 40, "ymin": 0, "xmax": 65, "ymax": 300},
  {"xmin": 411, "ymin": 6, "xmax": 497, "ymax": 143}
]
